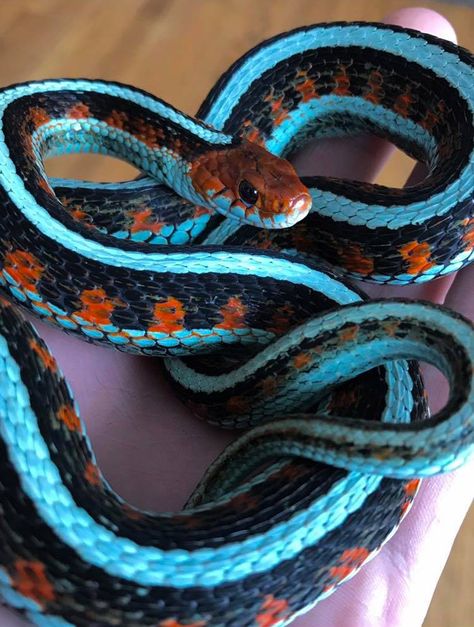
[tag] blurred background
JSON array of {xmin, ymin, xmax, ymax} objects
[{"xmin": 0, "ymin": 1, "xmax": 472, "ymax": 626}]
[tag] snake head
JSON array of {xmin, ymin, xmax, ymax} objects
[{"xmin": 190, "ymin": 141, "xmax": 312, "ymax": 228}]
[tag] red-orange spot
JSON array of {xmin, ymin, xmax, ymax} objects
[
  {"xmin": 256, "ymin": 594, "xmax": 290, "ymax": 627},
  {"xmin": 259, "ymin": 376, "xmax": 278, "ymax": 397},
  {"xmin": 339, "ymin": 324, "xmax": 359, "ymax": 342},
  {"xmin": 133, "ymin": 118, "xmax": 164, "ymax": 148},
  {"xmin": 74, "ymin": 288, "xmax": 123, "ymax": 326},
  {"xmin": 226, "ymin": 395, "xmax": 250, "ymax": 415},
  {"xmin": 159, "ymin": 619, "xmax": 206, "ymax": 627},
  {"xmin": 229, "ymin": 492, "xmax": 259, "ymax": 512},
  {"xmin": 421, "ymin": 100, "xmax": 445, "ymax": 131},
  {"xmin": 393, "ymin": 89, "xmax": 414, "ymax": 118},
  {"xmin": 329, "ymin": 546, "xmax": 370, "ymax": 582},
  {"xmin": 12, "ymin": 560, "xmax": 55, "ymax": 606},
  {"xmin": 333, "ymin": 65, "xmax": 351, "ymax": 96},
  {"xmin": 400, "ymin": 240, "xmax": 435, "ymax": 275},
  {"xmin": 295, "ymin": 70, "xmax": 319, "ymax": 102},
  {"xmin": 267, "ymin": 303, "xmax": 294, "ymax": 335},
  {"xmin": 462, "ymin": 217, "xmax": 474, "ymax": 251},
  {"xmin": 216, "ymin": 296, "xmax": 247, "ymax": 330},
  {"xmin": 404, "ymin": 478, "xmax": 421, "ymax": 497},
  {"xmin": 241, "ymin": 119, "xmax": 266, "ymax": 146},
  {"xmin": 3, "ymin": 249, "xmax": 44, "ymax": 294},
  {"xmin": 104, "ymin": 109, "xmax": 129, "ymax": 130},
  {"xmin": 84, "ymin": 461, "xmax": 101, "ymax": 486},
  {"xmin": 338, "ymin": 244, "xmax": 374, "ymax": 276},
  {"xmin": 128, "ymin": 207, "xmax": 164, "ymax": 235},
  {"xmin": 57, "ymin": 404, "xmax": 82, "ymax": 433},
  {"xmin": 364, "ymin": 70, "xmax": 384, "ymax": 105},
  {"xmin": 401, "ymin": 478, "xmax": 421, "ymax": 515},
  {"xmin": 29, "ymin": 107, "xmax": 51, "ymax": 129},
  {"xmin": 38, "ymin": 177, "xmax": 53, "ymax": 195},
  {"xmin": 66, "ymin": 103, "xmax": 91, "ymax": 119},
  {"xmin": 382, "ymin": 319, "xmax": 401, "ymax": 337},
  {"xmin": 293, "ymin": 351, "xmax": 312, "ymax": 369},
  {"xmin": 121, "ymin": 503, "xmax": 144, "ymax": 521},
  {"xmin": 29, "ymin": 339, "xmax": 57, "ymax": 372},
  {"xmin": 192, "ymin": 205, "xmax": 214, "ymax": 219},
  {"xmin": 149, "ymin": 296, "xmax": 186, "ymax": 334}
]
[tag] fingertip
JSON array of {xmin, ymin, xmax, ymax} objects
[{"xmin": 383, "ymin": 7, "xmax": 457, "ymax": 44}]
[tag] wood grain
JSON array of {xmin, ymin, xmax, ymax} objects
[{"xmin": 0, "ymin": 1, "xmax": 471, "ymax": 626}]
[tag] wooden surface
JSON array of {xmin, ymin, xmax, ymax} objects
[{"xmin": 0, "ymin": 1, "xmax": 472, "ymax": 626}]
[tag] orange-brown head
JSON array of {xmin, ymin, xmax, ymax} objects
[{"xmin": 189, "ymin": 141, "xmax": 312, "ymax": 228}]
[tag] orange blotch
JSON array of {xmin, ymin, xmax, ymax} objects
[
  {"xmin": 12, "ymin": 560, "xmax": 55, "ymax": 606},
  {"xmin": 57, "ymin": 404, "xmax": 82, "ymax": 433},
  {"xmin": 295, "ymin": 70, "xmax": 319, "ymax": 102},
  {"xmin": 226, "ymin": 395, "xmax": 250, "ymax": 415},
  {"xmin": 267, "ymin": 303, "xmax": 294, "ymax": 335},
  {"xmin": 29, "ymin": 107, "xmax": 51, "ymax": 128},
  {"xmin": 339, "ymin": 244, "xmax": 374, "ymax": 275},
  {"xmin": 66, "ymin": 103, "xmax": 91, "ymax": 119},
  {"xmin": 254, "ymin": 231, "xmax": 276, "ymax": 251},
  {"xmin": 329, "ymin": 546, "xmax": 370, "ymax": 582},
  {"xmin": 105, "ymin": 109, "xmax": 129, "ymax": 130},
  {"xmin": 393, "ymin": 89, "xmax": 414, "ymax": 118},
  {"xmin": 216, "ymin": 296, "xmax": 247, "ymax": 330},
  {"xmin": 149, "ymin": 296, "xmax": 186, "ymax": 334},
  {"xmin": 339, "ymin": 324, "xmax": 359, "ymax": 342},
  {"xmin": 421, "ymin": 100, "xmax": 445, "ymax": 131},
  {"xmin": 382, "ymin": 319, "xmax": 401, "ymax": 337},
  {"xmin": 293, "ymin": 351, "xmax": 312, "ymax": 369},
  {"xmin": 333, "ymin": 65, "xmax": 351, "ymax": 96},
  {"xmin": 259, "ymin": 376, "xmax": 278, "ymax": 397},
  {"xmin": 84, "ymin": 461, "xmax": 101, "ymax": 486},
  {"xmin": 229, "ymin": 492, "xmax": 259, "ymax": 512},
  {"xmin": 193, "ymin": 205, "xmax": 214, "ymax": 219},
  {"xmin": 159, "ymin": 619, "xmax": 206, "ymax": 627},
  {"xmin": 256, "ymin": 594, "xmax": 290, "ymax": 627},
  {"xmin": 364, "ymin": 70, "xmax": 384, "ymax": 105},
  {"xmin": 241, "ymin": 119, "xmax": 266, "ymax": 146},
  {"xmin": 128, "ymin": 208, "xmax": 164, "ymax": 235},
  {"xmin": 400, "ymin": 240, "xmax": 435, "ymax": 275},
  {"xmin": 270, "ymin": 96, "xmax": 290, "ymax": 126},
  {"xmin": 401, "ymin": 478, "xmax": 421, "ymax": 515},
  {"xmin": 404, "ymin": 478, "xmax": 421, "ymax": 497},
  {"xmin": 279, "ymin": 463, "xmax": 310, "ymax": 481},
  {"xmin": 121, "ymin": 503, "xmax": 144, "ymax": 521},
  {"xmin": 29, "ymin": 339, "xmax": 57, "ymax": 372},
  {"xmin": 74, "ymin": 288, "xmax": 123, "ymax": 326},
  {"xmin": 38, "ymin": 177, "xmax": 53, "ymax": 195},
  {"xmin": 133, "ymin": 118, "xmax": 164, "ymax": 148},
  {"xmin": 3, "ymin": 249, "xmax": 44, "ymax": 294},
  {"xmin": 462, "ymin": 217, "xmax": 474, "ymax": 251}
]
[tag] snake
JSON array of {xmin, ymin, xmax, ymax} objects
[{"xmin": 0, "ymin": 20, "xmax": 473, "ymax": 627}]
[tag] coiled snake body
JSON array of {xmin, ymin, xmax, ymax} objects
[{"xmin": 0, "ymin": 22, "xmax": 473, "ymax": 627}]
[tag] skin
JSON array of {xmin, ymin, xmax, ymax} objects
[{"xmin": 1, "ymin": 7, "xmax": 472, "ymax": 627}]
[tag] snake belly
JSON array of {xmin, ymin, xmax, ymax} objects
[{"xmin": 0, "ymin": 21, "xmax": 473, "ymax": 627}]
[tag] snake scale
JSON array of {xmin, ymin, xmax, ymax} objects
[{"xmin": 0, "ymin": 21, "xmax": 473, "ymax": 627}]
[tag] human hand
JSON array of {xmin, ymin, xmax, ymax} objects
[{"xmin": 0, "ymin": 7, "xmax": 472, "ymax": 627}]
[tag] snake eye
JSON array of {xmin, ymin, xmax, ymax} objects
[{"xmin": 238, "ymin": 179, "xmax": 259, "ymax": 206}]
